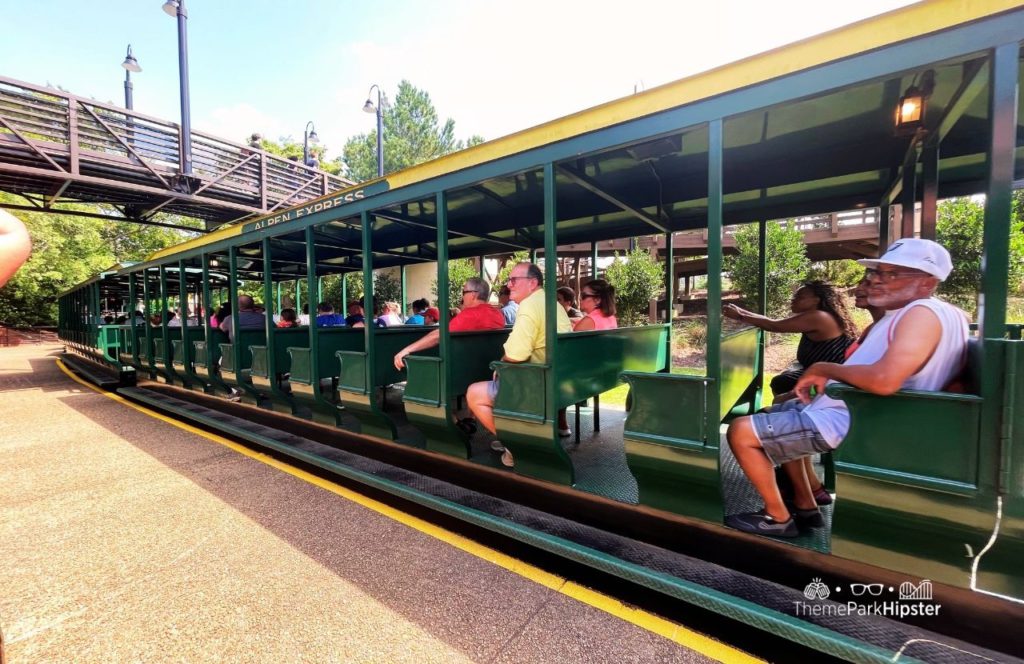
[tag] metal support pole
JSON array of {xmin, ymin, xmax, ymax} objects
[
  {"xmin": 756, "ymin": 219, "xmax": 768, "ymax": 410},
  {"xmin": 900, "ymin": 150, "xmax": 917, "ymax": 239},
  {"xmin": 437, "ymin": 192, "xmax": 450, "ymax": 393},
  {"xmin": 228, "ymin": 246, "xmax": 241, "ymax": 377},
  {"xmin": 159, "ymin": 265, "xmax": 170, "ymax": 369},
  {"xmin": 980, "ymin": 43, "xmax": 1018, "ymax": 340},
  {"xmin": 304, "ymin": 227, "xmax": 319, "ymax": 401},
  {"xmin": 400, "ymin": 265, "xmax": 407, "ymax": 313},
  {"xmin": 342, "ymin": 274, "xmax": 348, "ymax": 316},
  {"xmin": 375, "ymin": 91, "xmax": 384, "ymax": 178},
  {"xmin": 142, "ymin": 270, "xmax": 152, "ymax": 374},
  {"xmin": 921, "ymin": 142, "xmax": 939, "ymax": 240},
  {"xmin": 664, "ymin": 230, "xmax": 674, "ymax": 370},
  {"xmin": 362, "ymin": 212, "xmax": 375, "ymax": 369},
  {"xmin": 543, "ymin": 163, "xmax": 559, "ymax": 431},
  {"xmin": 706, "ymin": 120, "xmax": 724, "ymax": 435},
  {"xmin": 262, "ymin": 238, "xmax": 276, "ymax": 390},
  {"xmin": 171, "ymin": 0, "xmax": 193, "ymax": 176},
  {"xmin": 878, "ymin": 204, "xmax": 891, "ymax": 255},
  {"xmin": 201, "ymin": 254, "xmax": 214, "ymax": 391},
  {"xmin": 178, "ymin": 259, "xmax": 192, "ymax": 380}
]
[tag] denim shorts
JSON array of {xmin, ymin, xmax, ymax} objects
[
  {"xmin": 750, "ymin": 399, "xmax": 832, "ymax": 465},
  {"xmin": 486, "ymin": 377, "xmax": 499, "ymax": 402}
]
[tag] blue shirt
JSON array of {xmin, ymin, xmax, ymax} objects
[
  {"xmin": 405, "ymin": 314, "xmax": 425, "ymax": 325},
  {"xmin": 316, "ymin": 313, "xmax": 346, "ymax": 327},
  {"xmin": 344, "ymin": 313, "xmax": 365, "ymax": 327}
]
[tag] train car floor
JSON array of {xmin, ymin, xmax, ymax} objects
[{"xmin": 1, "ymin": 344, "xmax": 747, "ymax": 663}]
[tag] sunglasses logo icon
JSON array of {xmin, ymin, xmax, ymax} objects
[{"xmin": 850, "ymin": 583, "xmax": 884, "ymax": 597}]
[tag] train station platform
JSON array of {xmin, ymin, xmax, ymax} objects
[{"xmin": 0, "ymin": 343, "xmax": 756, "ymax": 663}]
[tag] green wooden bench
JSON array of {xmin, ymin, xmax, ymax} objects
[
  {"xmin": 171, "ymin": 326, "xmax": 206, "ymax": 389},
  {"xmin": 403, "ymin": 329, "xmax": 510, "ymax": 457},
  {"xmin": 193, "ymin": 329, "xmax": 232, "ymax": 394},
  {"xmin": 338, "ymin": 328, "xmax": 437, "ymax": 441},
  {"xmin": 152, "ymin": 328, "xmax": 186, "ymax": 385},
  {"xmin": 118, "ymin": 324, "xmax": 147, "ymax": 369},
  {"xmin": 97, "ymin": 325, "xmax": 121, "ymax": 365},
  {"xmin": 250, "ymin": 327, "xmax": 310, "ymax": 413},
  {"xmin": 287, "ymin": 328, "xmax": 365, "ymax": 425},
  {"xmin": 491, "ymin": 325, "xmax": 670, "ymax": 485},
  {"xmin": 218, "ymin": 329, "xmax": 268, "ymax": 403},
  {"xmin": 620, "ymin": 327, "xmax": 762, "ymax": 521},
  {"xmin": 823, "ymin": 336, "xmax": 1024, "ymax": 595}
]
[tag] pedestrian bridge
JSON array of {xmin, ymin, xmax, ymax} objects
[{"xmin": 0, "ymin": 75, "xmax": 352, "ymax": 231}]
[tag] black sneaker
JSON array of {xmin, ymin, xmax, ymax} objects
[
  {"xmin": 792, "ymin": 507, "xmax": 824, "ymax": 529},
  {"xmin": 725, "ymin": 511, "xmax": 800, "ymax": 538}
]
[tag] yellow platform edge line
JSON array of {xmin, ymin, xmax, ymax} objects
[{"xmin": 54, "ymin": 358, "xmax": 761, "ymax": 664}]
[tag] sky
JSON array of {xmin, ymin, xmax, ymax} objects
[{"xmin": 0, "ymin": 0, "xmax": 918, "ymax": 167}]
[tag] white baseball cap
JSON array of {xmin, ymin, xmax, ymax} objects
[{"xmin": 857, "ymin": 238, "xmax": 953, "ymax": 281}]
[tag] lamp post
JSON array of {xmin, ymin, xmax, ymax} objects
[
  {"xmin": 162, "ymin": 0, "xmax": 193, "ymax": 177},
  {"xmin": 121, "ymin": 44, "xmax": 141, "ymax": 110},
  {"xmin": 362, "ymin": 85, "xmax": 384, "ymax": 177},
  {"xmin": 303, "ymin": 121, "xmax": 319, "ymax": 168}
]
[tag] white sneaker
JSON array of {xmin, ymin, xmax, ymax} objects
[
  {"xmin": 558, "ymin": 427, "xmax": 572, "ymax": 437},
  {"xmin": 490, "ymin": 440, "xmax": 506, "ymax": 452}
]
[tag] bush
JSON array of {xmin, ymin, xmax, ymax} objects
[
  {"xmin": 431, "ymin": 258, "xmax": 480, "ymax": 306},
  {"xmin": 604, "ymin": 248, "xmax": 664, "ymax": 326},
  {"xmin": 936, "ymin": 196, "xmax": 1024, "ymax": 314},
  {"xmin": 725, "ymin": 221, "xmax": 810, "ymax": 317}
]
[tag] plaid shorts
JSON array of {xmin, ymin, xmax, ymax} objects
[{"xmin": 750, "ymin": 399, "xmax": 832, "ymax": 465}]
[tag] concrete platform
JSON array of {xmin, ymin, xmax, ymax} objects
[{"xmin": 0, "ymin": 344, "xmax": 755, "ymax": 663}]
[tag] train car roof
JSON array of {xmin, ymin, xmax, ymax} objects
[{"xmin": 141, "ymin": 0, "xmax": 1024, "ymax": 268}]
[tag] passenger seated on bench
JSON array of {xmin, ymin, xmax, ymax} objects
[
  {"xmin": 557, "ymin": 279, "xmax": 619, "ymax": 435},
  {"xmin": 845, "ymin": 276, "xmax": 885, "ymax": 358},
  {"xmin": 405, "ymin": 299, "xmax": 428, "ymax": 325},
  {"xmin": 344, "ymin": 301, "xmax": 367, "ymax": 328},
  {"xmin": 277, "ymin": 308, "xmax": 299, "ymax": 328},
  {"xmin": 466, "ymin": 262, "xmax": 572, "ymax": 468},
  {"xmin": 315, "ymin": 302, "xmax": 346, "ymax": 327},
  {"xmin": 219, "ymin": 295, "xmax": 265, "ymax": 342},
  {"xmin": 725, "ymin": 239, "xmax": 968, "ymax": 538},
  {"xmin": 393, "ymin": 277, "xmax": 506, "ymax": 370},
  {"xmin": 498, "ymin": 286, "xmax": 517, "ymax": 325},
  {"xmin": 724, "ymin": 281, "xmax": 857, "ymax": 403},
  {"xmin": 556, "ymin": 287, "xmax": 584, "ymax": 323},
  {"xmin": 424, "ymin": 307, "xmax": 441, "ymax": 325}
]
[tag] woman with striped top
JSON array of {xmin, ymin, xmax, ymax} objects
[{"xmin": 724, "ymin": 281, "xmax": 858, "ymax": 402}]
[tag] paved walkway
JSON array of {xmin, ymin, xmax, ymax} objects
[{"xmin": 0, "ymin": 345, "xmax": 754, "ymax": 663}]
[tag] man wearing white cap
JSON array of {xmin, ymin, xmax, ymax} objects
[{"xmin": 725, "ymin": 238, "xmax": 968, "ymax": 538}]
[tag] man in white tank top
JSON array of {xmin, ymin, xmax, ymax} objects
[{"xmin": 725, "ymin": 238, "xmax": 968, "ymax": 538}]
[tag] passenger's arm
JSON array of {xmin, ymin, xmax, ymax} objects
[
  {"xmin": 394, "ymin": 329, "xmax": 441, "ymax": 370},
  {"xmin": 794, "ymin": 306, "xmax": 942, "ymax": 402},
  {"xmin": 573, "ymin": 316, "xmax": 595, "ymax": 332},
  {"xmin": 725, "ymin": 305, "xmax": 830, "ymax": 334}
]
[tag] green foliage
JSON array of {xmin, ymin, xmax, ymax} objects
[
  {"xmin": 495, "ymin": 251, "xmax": 531, "ymax": 287},
  {"xmin": 807, "ymin": 259, "xmax": 864, "ymax": 288},
  {"xmin": 431, "ymin": 258, "xmax": 480, "ymax": 306},
  {"xmin": 344, "ymin": 272, "xmax": 364, "ymax": 302},
  {"xmin": 936, "ymin": 196, "xmax": 1024, "ymax": 313},
  {"xmin": 604, "ymin": 248, "xmax": 664, "ymax": 327},
  {"xmin": 342, "ymin": 81, "xmax": 483, "ymax": 182},
  {"xmin": 725, "ymin": 221, "xmax": 810, "ymax": 317},
  {"xmin": 258, "ymin": 135, "xmax": 343, "ymax": 176},
  {"xmin": 372, "ymin": 270, "xmax": 402, "ymax": 309},
  {"xmin": 0, "ymin": 194, "xmax": 200, "ymax": 326}
]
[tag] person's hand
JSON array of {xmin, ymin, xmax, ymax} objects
[
  {"xmin": 722, "ymin": 303, "xmax": 744, "ymax": 320},
  {"xmin": 394, "ymin": 349, "xmax": 408, "ymax": 371},
  {"xmin": 794, "ymin": 364, "xmax": 834, "ymax": 403}
]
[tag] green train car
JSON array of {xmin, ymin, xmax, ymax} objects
[{"xmin": 58, "ymin": 2, "xmax": 1024, "ymax": 660}]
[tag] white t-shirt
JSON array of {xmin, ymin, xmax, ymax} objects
[{"xmin": 803, "ymin": 297, "xmax": 969, "ymax": 448}]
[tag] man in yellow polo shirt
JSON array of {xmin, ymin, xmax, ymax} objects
[{"xmin": 466, "ymin": 262, "xmax": 572, "ymax": 467}]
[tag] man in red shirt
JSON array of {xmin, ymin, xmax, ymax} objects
[{"xmin": 393, "ymin": 277, "xmax": 506, "ymax": 370}]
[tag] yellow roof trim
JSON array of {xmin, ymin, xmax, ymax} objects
[{"xmin": 146, "ymin": 0, "xmax": 1022, "ymax": 264}]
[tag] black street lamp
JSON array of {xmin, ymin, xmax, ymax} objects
[
  {"xmin": 162, "ymin": 0, "xmax": 193, "ymax": 178},
  {"xmin": 362, "ymin": 85, "xmax": 384, "ymax": 178},
  {"xmin": 303, "ymin": 121, "xmax": 319, "ymax": 168},
  {"xmin": 121, "ymin": 44, "xmax": 141, "ymax": 110}
]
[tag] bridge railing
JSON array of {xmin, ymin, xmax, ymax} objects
[{"xmin": 0, "ymin": 75, "xmax": 351, "ymax": 224}]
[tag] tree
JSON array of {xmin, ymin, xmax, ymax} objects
[
  {"xmin": 257, "ymin": 136, "xmax": 344, "ymax": 176},
  {"xmin": 495, "ymin": 251, "xmax": 531, "ymax": 287},
  {"xmin": 431, "ymin": 258, "xmax": 481, "ymax": 306},
  {"xmin": 372, "ymin": 270, "xmax": 402, "ymax": 309},
  {"xmin": 342, "ymin": 81, "xmax": 484, "ymax": 182},
  {"xmin": 807, "ymin": 259, "xmax": 864, "ymax": 289},
  {"xmin": 0, "ymin": 193, "xmax": 201, "ymax": 326},
  {"xmin": 725, "ymin": 221, "xmax": 810, "ymax": 317},
  {"xmin": 604, "ymin": 248, "xmax": 664, "ymax": 327},
  {"xmin": 936, "ymin": 196, "xmax": 1024, "ymax": 313}
]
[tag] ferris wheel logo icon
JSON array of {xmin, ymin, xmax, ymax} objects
[{"xmin": 803, "ymin": 578, "xmax": 831, "ymax": 600}]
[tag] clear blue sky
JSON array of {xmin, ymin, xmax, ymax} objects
[{"xmin": 0, "ymin": 1, "xmax": 916, "ymax": 167}]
